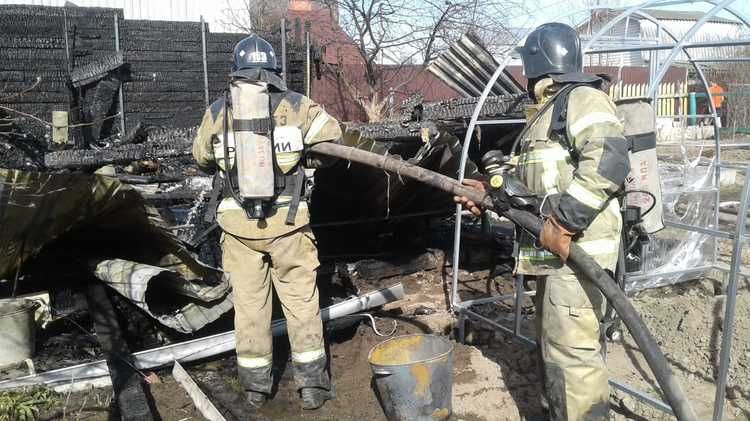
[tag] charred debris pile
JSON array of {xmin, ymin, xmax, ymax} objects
[
  {"xmin": 0, "ymin": 4, "xmax": 530, "ymax": 255},
  {"xmin": 0, "ymin": 4, "xmax": 306, "ymax": 168},
  {"xmin": 0, "ymin": 4, "xmax": 527, "ymax": 398}
]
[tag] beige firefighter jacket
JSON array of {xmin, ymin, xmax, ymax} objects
[
  {"xmin": 515, "ymin": 77, "xmax": 628, "ymax": 275},
  {"xmin": 192, "ymin": 90, "xmax": 342, "ymax": 239}
]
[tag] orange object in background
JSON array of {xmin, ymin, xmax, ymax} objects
[{"xmin": 709, "ymin": 83, "xmax": 725, "ymax": 109}]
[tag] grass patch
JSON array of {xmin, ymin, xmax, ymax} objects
[{"xmin": 0, "ymin": 388, "xmax": 57, "ymax": 421}]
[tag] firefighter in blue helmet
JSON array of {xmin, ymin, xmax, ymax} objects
[{"xmin": 192, "ymin": 34, "xmax": 341, "ymax": 410}]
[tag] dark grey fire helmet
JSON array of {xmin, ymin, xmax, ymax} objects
[{"xmin": 516, "ymin": 22, "xmax": 583, "ymax": 79}]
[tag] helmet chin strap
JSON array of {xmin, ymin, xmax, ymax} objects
[{"xmin": 526, "ymin": 77, "xmax": 542, "ymax": 102}]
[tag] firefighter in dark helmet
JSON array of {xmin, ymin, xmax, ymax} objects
[{"xmin": 456, "ymin": 23, "xmax": 629, "ymax": 420}]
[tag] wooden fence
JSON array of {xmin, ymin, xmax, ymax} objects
[{"xmin": 608, "ymin": 82, "xmax": 689, "ymax": 118}]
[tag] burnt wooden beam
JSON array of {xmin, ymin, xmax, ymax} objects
[{"xmin": 85, "ymin": 282, "xmax": 155, "ymax": 421}]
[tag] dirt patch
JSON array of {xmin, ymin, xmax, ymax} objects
[
  {"xmin": 38, "ymin": 269, "xmax": 532, "ymax": 420},
  {"xmin": 183, "ymin": 270, "xmax": 528, "ymax": 421},
  {"xmin": 607, "ymin": 278, "xmax": 750, "ymax": 420},
  {"xmin": 452, "ymin": 341, "xmax": 541, "ymax": 421},
  {"xmin": 452, "ymin": 263, "xmax": 750, "ymax": 420},
  {"xmin": 37, "ymin": 375, "xmax": 204, "ymax": 421},
  {"xmin": 30, "ymin": 254, "xmax": 750, "ymax": 420}
]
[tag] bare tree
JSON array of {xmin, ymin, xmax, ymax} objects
[
  {"xmin": 220, "ymin": 0, "xmax": 289, "ymax": 33},
  {"xmin": 706, "ymin": 48, "xmax": 750, "ymax": 136},
  {"xmin": 319, "ymin": 0, "xmax": 530, "ymax": 122}
]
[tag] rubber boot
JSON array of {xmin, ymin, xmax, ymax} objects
[
  {"xmin": 238, "ymin": 364, "xmax": 273, "ymax": 408},
  {"xmin": 293, "ymin": 357, "xmax": 335, "ymax": 410}
]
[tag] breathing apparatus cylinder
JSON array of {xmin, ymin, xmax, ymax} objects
[
  {"xmin": 616, "ymin": 98, "xmax": 664, "ymax": 234},
  {"xmin": 229, "ymin": 80, "xmax": 275, "ymax": 216}
]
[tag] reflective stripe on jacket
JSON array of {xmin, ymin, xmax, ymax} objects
[{"xmin": 515, "ymin": 78, "xmax": 627, "ymax": 275}]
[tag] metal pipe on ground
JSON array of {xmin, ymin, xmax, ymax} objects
[
  {"xmin": 720, "ymin": 201, "xmax": 750, "ymax": 216},
  {"xmin": 308, "ymin": 141, "xmax": 698, "ymax": 421},
  {"xmin": 719, "ymin": 212, "xmax": 750, "ymax": 226},
  {"xmin": 0, "ymin": 283, "xmax": 405, "ymax": 392}
]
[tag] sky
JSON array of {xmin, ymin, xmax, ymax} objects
[
  {"xmin": 3, "ymin": 0, "xmax": 747, "ymax": 35},
  {"xmin": 515, "ymin": 0, "xmax": 750, "ymax": 30}
]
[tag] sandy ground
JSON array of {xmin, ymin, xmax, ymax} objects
[
  {"xmin": 34, "ymin": 235, "xmax": 750, "ymax": 420},
  {"xmin": 181, "ymin": 271, "xmax": 545, "ymax": 421},
  {"xmin": 39, "ymin": 270, "xmax": 541, "ymax": 421},
  {"xmin": 607, "ymin": 278, "xmax": 750, "ymax": 421}
]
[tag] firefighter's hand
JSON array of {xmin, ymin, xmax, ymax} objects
[
  {"xmin": 539, "ymin": 216, "xmax": 575, "ymax": 263},
  {"xmin": 453, "ymin": 179, "xmax": 486, "ymax": 217}
]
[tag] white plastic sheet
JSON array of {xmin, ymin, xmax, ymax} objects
[{"xmin": 626, "ymin": 151, "xmax": 717, "ymax": 291}]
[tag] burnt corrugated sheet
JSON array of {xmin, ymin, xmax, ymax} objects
[
  {"xmin": 0, "ymin": 168, "xmax": 233, "ymax": 332},
  {"xmin": 427, "ymin": 33, "xmax": 524, "ymax": 98}
]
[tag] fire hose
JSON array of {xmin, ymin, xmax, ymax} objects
[{"xmin": 309, "ymin": 141, "xmax": 697, "ymax": 421}]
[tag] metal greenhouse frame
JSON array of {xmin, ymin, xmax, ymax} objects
[{"xmin": 450, "ymin": 1, "xmax": 750, "ymax": 419}]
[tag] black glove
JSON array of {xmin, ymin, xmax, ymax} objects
[{"xmin": 487, "ymin": 175, "xmax": 540, "ymax": 215}]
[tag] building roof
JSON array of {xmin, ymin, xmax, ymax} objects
[{"xmin": 641, "ymin": 9, "xmax": 741, "ymax": 25}]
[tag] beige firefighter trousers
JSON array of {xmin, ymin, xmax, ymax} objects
[
  {"xmin": 534, "ymin": 273, "xmax": 610, "ymax": 421},
  {"xmin": 221, "ymin": 226, "xmax": 325, "ymax": 370}
]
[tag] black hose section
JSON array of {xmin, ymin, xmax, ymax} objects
[
  {"xmin": 504, "ymin": 208, "xmax": 697, "ymax": 421},
  {"xmin": 308, "ymin": 142, "xmax": 696, "ymax": 419}
]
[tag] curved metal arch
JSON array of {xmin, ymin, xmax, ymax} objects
[
  {"xmin": 450, "ymin": 53, "xmax": 517, "ymax": 306},
  {"xmin": 448, "ymin": 0, "xmax": 733, "ymax": 306},
  {"xmin": 611, "ymin": 0, "xmax": 750, "ymax": 30},
  {"xmin": 618, "ymin": 9, "xmax": 723, "ymax": 315},
  {"xmin": 632, "ymin": 4, "xmax": 731, "ymax": 291},
  {"xmin": 582, "ymin": 5, "xmax": 749, "ymax": 421},
  {"xmin": 448, "ymin": 6, "xmax": 598, "ymax": 307},
  {"xmin": 584, "ymin": 0, "xmax": 750, "ymax": 52},
  {"xmin": 449, "ymin": 5, "xmax": 622, "ymax": 308},
  {"xmin": 583, "ymin": 0, "xmax": 669, "ymax": 52},
  {"xmin": 451, "ymin": 3, "xmax": 750, "ymax": 421},
  {"xmin": 625, "ymin": 9, "xmax": 720, "ymax": 119},
  {"xmin": 647, "ymin": 0, "xmax": 738, "ymax": 97},
  {"xmin": 582, "ymin": 3, "xmax": 731, "ymax": 122},
  {"xmin": 453, "ymin": 0, "xmax": 750, "ymax": 307}
]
